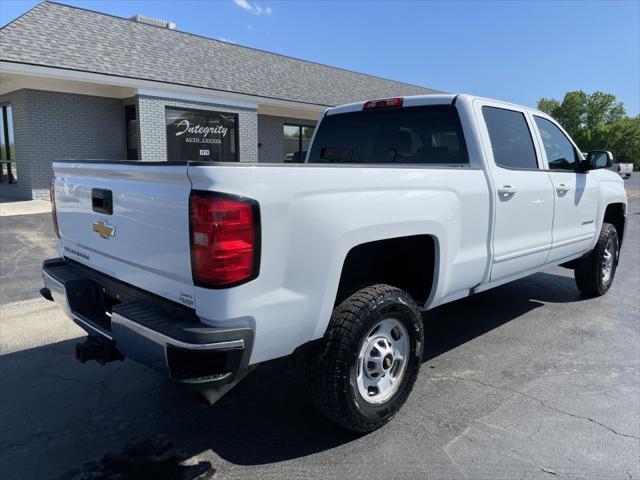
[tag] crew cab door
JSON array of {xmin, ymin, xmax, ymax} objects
[
  {"xmin": 531, "ymin": 115, "xmax": 599, "ymax": 262},
  {"xmin": 475, "ymin": 101, "xmax": 555, "ymax": 281}
]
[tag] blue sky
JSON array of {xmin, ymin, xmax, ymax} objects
[{"xmin": 1, "ymin": 0, "xmax": 639, "ymax": 115}]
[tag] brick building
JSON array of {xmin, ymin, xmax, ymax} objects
[{"xmin": 0, "ymin": 1, "xmax": 439, "ymax": 200}]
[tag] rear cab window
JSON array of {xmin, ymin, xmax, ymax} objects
[{"xmin": 307, "ymin": 105, "xmax": 469, "ymax": 165}]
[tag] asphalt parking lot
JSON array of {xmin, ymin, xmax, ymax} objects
[{"xmin": 1, "ymin": 178, "xmax": 639, "ymax": 480}]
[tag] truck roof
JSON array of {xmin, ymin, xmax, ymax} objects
[{"xmin": 326, "ymin": 94, "xmax": 546, "ymax": 117}]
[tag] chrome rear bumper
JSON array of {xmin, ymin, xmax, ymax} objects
[{"xmin": 41, "ymin": 258, "xmax": 253, "ymax": 393}]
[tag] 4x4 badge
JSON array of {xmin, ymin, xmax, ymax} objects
[{"xmin": 93, "ymin": 220, "xmax": 116, "ymax": 239}]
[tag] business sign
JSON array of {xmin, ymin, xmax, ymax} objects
[{"xmin": 165, "ymin": 107, "xmax": 238, "ymax": 162}]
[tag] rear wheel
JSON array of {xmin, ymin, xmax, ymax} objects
[
  {"xmin": 574, "ymin": 223, "xmax": 619, "ymax": 296},
  {"xmin": 307, "ymin": 284, "xmax": 424, "ymax": 432}
]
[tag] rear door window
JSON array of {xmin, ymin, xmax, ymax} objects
[
  {"xmin": 482, "ymin": 106, "xmax": 539, "ymax": 170},
  {"xmin": 307, "ymin": 105, "xmax": 469, "ymax": 165}
]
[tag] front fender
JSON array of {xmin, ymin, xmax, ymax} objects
[{"xmin": 592, "ymin": 170, "xmax": 628, "ymax": 249}]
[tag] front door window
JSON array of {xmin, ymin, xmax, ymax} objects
[{"xmin": 534, "ymin": 116, "xmax": 579, "ymax": 171}]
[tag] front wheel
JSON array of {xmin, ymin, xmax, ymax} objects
[
  {"xmin": 306, "ymin": 284, "xmax": 424, "ymax": 432},
  {"xmin": 574, "ymin": 223, "xmax": 619, "ymax": 296}
]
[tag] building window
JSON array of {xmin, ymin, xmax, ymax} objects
[
  {"xmin": 125, "ymin": 105, "xmax": 138, "ymax": 160},
  {"xmin": 166, "ymin": 107, "xmax": 238, "ymax": 162},
  {"xmin": 283, "ymin": 123, "xmax": 315, "ymax": 163},
  {"xmin": 0, "ymin": 104, "xmax": 16, "ymax": 184}
]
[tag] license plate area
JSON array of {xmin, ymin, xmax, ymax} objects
[
  {"xmin": 66, "ymin": 278, "xmax": 121, "ymax": 332},
  {"xmin": 44, "ymin": 257, "xmax": 198, "ymax": 338}
]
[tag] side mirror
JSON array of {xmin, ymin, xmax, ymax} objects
[{"xmin": 585, "ymin": 150, "xmax": 613, "ymax": 170}]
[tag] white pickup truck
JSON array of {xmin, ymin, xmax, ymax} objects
[
  {"xmin": 42, "ymin": 94, "xmax": 627, "ymax": 432},
  {"xmin": 611, "ymin": 162, "xmax": 633, "ymax": 180}
]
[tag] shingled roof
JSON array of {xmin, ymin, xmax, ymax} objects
[{"xmin": 0, "ymin": 1, "xmax": 441, "ymax": 107}]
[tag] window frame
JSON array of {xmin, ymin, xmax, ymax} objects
[
  {"xmin": 165, "ymin": 106, "xmax": 239, "ymax": 162},
  {"xmin": 283, "ymin": 123, "xmax": 315, "ymax": 163},
  {"xmin": 531, "ymin": 114, "xmax": 582, "ymax": 173},
  {"xmin": 124, "ymin": 104, "xmax": 139, "ymax": 161},
  {"xmin": 0, "ymin": 103, "xmax": 16, "ymax": 184},
  {"xmin": 480, "ymin": 104, "xmax": 543, "ymax": 172}
]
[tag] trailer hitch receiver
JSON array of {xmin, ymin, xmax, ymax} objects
[{"xmin": 75, "ymin": 336, "xmax": 124, "ymax": 365}]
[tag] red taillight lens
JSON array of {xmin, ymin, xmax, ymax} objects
[
  {"xmin": 189, "ymin": 192, "xmax": 259, "ymax": 288},
  {"xmin": 363, "ymin": 97, "xmax": 403, "ymax": 110},
  {"xmin": 50, "ymin": 178, "xmax": 60, "ymax": 238}
]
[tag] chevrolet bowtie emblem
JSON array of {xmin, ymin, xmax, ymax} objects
[{"xmin": 93, "ymin": 220, "xmax": 116, "ymax": 239}]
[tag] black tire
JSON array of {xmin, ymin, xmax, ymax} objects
[
  {"xmin": 574, "ymin": 223, "xmax": 619, "ymax": 296},
  {"xmin": 307, "ymin": 284, "xmax": 424, "ymax": 433}
]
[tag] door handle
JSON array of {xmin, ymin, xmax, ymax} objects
[
  {"xmin": 92, "ymin": 188, "xmax": 113, "ymax": 215},
  {"xmin": 556, "ymin": 183, "xmax": 570, "ymax": 194},
  {"xmin": 498, "ymin": 185, "xmax": 517, "ymax": 196}
]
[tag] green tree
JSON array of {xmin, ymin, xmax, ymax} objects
[
  {"xmin": 537, "ymin": 91, "xmax": 638, "ymax": 169},
  {"xmin": 600, "ymin": 116, "xmax": 640, "ymax": 165},
  {"xmin": 537, "ymin": 98, "xmax": 561, "ymax": 117},
  {"xmin": 585, "ymin": 92, "xmax": 625, "ymax": 130},
  {"xmin": 557, "ymin": 91, "xmax": 588, "ymax": 134}
]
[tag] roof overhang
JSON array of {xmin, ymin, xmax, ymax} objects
[{"xmin": 0, "ymin": 61, "xmax": 327, "ymax": 120}]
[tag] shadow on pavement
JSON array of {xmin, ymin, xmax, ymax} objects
[
  {"xmin": 0, "ymin": 271, "xmax": 587, "ymax": 480},
  {"xmin": 423, "ymin": 271, "xmax": 584, "ymax": 361},
  {"xmin": 57, "ymin": 439, "xmax": 215, "ymax": 480}
]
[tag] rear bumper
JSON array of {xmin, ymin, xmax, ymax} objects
[{"xmin": 42, "ymin": 258, "xmax": 254, "ymax": 392}]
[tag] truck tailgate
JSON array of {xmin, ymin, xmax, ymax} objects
[{"xmin": 52, "ymin": 162, "xmax": 195, "ymax": 308}]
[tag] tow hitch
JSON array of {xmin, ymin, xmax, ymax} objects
[{"xmin": 75, "ymin": 336, "xmax": 124, "ymax": 365}]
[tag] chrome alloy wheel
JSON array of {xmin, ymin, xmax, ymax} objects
[
  {"xmin": 601, "ymin": 237, "xmax": 615, "ymax": 284},
  {"xmin": 356, "ymin": 318, "xmax": 409, "ymax": 404}
]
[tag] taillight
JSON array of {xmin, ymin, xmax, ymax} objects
[
  {"xmin": 50, "ymin": 178, "xmax": 60, "ymax": 238},
  {"xmin": 363, "ymin": 97, "xmax": 403, "ymax": 110},
  {"xmin": 189, "ymin": 191, "xmax": 260, "ymax": 288}
]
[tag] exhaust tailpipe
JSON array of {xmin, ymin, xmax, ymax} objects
[{"xmin": 39, "ymin": 287, "xmax": 54, "ymax": 302}]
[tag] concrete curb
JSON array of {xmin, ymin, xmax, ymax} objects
[{"xmin": 0, "ymin": 199, "xmax": 52, "ymax": 217}]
